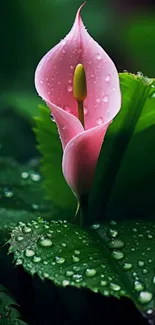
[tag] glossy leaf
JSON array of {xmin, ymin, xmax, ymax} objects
[
  {"xmin": 9, "ymin": 218, "xmax": 155, "ymax": 318},
  {"xmin": 88, "ymin": 73, "xmax": 155, "ymax": 224}
]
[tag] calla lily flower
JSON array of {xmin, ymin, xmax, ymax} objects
[{"xmin": 35, "ymin": 4, "xmax": 121, "ymax": 197}]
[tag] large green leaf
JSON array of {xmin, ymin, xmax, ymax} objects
[
  {"xmin": 0, "ymin": 285, "xmax": 28, "ymax": 325},
  {"xmin": 9, "ymin": 218, "xmax": 155, "ymax": 319},
  {"xmin": 34, "ymin": 106, "xmax": 76, "ymax": 218},
  {"xmin": 88, "ymin": 73, "xmax": 155, "ymax": 224}
]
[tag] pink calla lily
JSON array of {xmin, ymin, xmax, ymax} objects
[{"xmin": 35, "ymin": 4, "xmax": 121, "ymax": 197}]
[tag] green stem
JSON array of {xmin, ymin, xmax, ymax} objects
[{"xmin": 74, "ymin": 195, "xmax": 88, "ymax": 227}]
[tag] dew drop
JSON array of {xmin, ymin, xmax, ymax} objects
[
  {"xmin": 16, "ymin": 235, "xmax": 24, "ymax": 242},
  {"xmin": 96, "ymin": 98, "xmax": 101, "ymax": 103},
  {"xmin": 91, "ymin": 223, "xmax": 100, "ymax": 230},
  {"xmin": 16, "ymin": 258, "xmax": 23, "ymax": 265},
  {"xmin": 72, "ymin": 274, "xmax": 83, "ymax": 282},
  {"xmin": 72, "ymin": 255, "xmax": 80, "ymax": 263},
  {"xmin": 85, "ymin": 268, "xmax": 97, "ymax": 277},
  {"xmin": 43, "ymin": 272, "xmax": 49, "ymax": 278},
  {"xmin": 152, "ymin": 276, "xmax": 155, "ymax": 284},
  {"xmin": 67, "ymin": 85, "xmax": 73, "ymax": 92},
  {"xmin": 30, "ymin": 173, "xmax": 41, "ymax": 182},
  {"xmin": 107, "ymin": 228, "xmax": 118, "ymax": 238},
  {"xmin": 96, "ymin": 117, "xmax": 103, "ymax": 125},
  {"xmin": 142, "ymin": 269, "xmax": 148, "ymax": 275},
  {"xmin": 56, "ymin": 257, "xmax": 65, "ymax": 264},
  {"xmin": 110, "ymin": 283, "xmax": 121, "ymax": 291},
  {"xmin": 147, "ymin": 234, "xmax": 153, "ymax": 239},
  {"xmin": 61, "ymin": 39, "xmax": 66, "ymax": 46},
  {"xmin": 138, "ymin": 260, "xmax": 145, "ymax": 267},
  {"xmin": 21, "ymin": 172, "xmax": 29, "ymax": 179},
  {"xmin": 62, "ymin": 280, "xmax": 70, "ymax": 287},
  {"xmin": 61, "ymin": 242, "xmax": 67, "ymax": 247},
  {"xmin": 102, "ymin": 95, "xmax": 109, "ymax": 103},
  {"xmin": 4, "ymin": 190, "xmax": 14, "ymax": 198},
  {"xmin": 111, "ymin": 250, "xmax": 124, "ymax": 260},
  {"xmin": 33, "ymin": 256, "xmax": 41, "ymax": 263},
  {"xmin": 108, "ymin": 239, "xmax": 124, "ymax": 249},
  {"xmin": 25, "ymin": 249, "xmax": 35, "ymax": 257},
  {"xmin": 100, "ymin": 280, "xmax": 107, "ymax": 286},
  {"xmin": 103, "ymin": 290, "xmax": 109, "ymax": 296},
  {"xmin": 23, "ymin": 227, "xmax": 31, "ymax": 233},
  {"xmin": 74, "ymin": 250, "xmax": 80, "ymax": 255},
  {"xmin": 138, "ymin": 291, "xmax": 153, "ymax": 304},
  {"xmin": 38, "ymin": 238, "xmax": 53, "ymax": 247},
  {"xmin": 66, "ymin": 271, "xmax": 74, "ymax": 277},
  {"xmin": 84, "ymin": 107, "xmax": 88, "ymax": 115},
  {"xmin": 70, "ymin": 65, "xmax": 74, "ymax": 70},
  {"xmin": 134, "ymin": 281, "xmax": 144, "ymax": 292},
  {"xmin": 105, "ymin": 74, "xmax": 111, "ymax": 82},
  {"xmin": 64, "ymin": 105, "xmax": 71, "ymax": 112},
  {"xmin": 123, "ymin": 263, "xmax": 133, "ymax": 271},
  {"xmin": 96, "ymin": 54, "xmax": 102, "ymax": 60}
]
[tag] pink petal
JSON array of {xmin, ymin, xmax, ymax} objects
[
  {"xmin": 79, "ymin": 15, "xmax": 121, "ymax": 130},
  {"xmin": 62, "ymin": 123, "xmax": 109, "ymax": 196},
  {"xmin": 35, "ymin": 5, "xmax": 84, "ymax": 149}
]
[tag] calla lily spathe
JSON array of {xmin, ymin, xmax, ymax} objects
[{"xmin": 35, "ymin": 4, "xmax": 121, "ymax": 196}]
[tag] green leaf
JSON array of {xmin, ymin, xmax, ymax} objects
[
  {"xmin": 0, "ymin": 284, "xmax": 28, "ymax": 324},
  {"xmin": 1, "ymin": 91, "xmax": 42, "ymax": 121},
  {"xmin": 34, "ymin": 105, "xmax": 76, "ymax": 218},
  {"xmin": 9, "ymin": 218, "xmax": 155, "ymax": 317},
  {"xmin": 0, "ymin": 158, "xmax": 53, "ymax": 216},
  {"xmin": 88, "ymin": 73, "xmax": 155, "ymax": 224}
]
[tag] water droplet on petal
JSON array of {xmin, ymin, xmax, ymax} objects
[
  {"xmin": 102, "ymin": 95, "xmax": 109, "ymax": 103},
  {"xmin": 96, "ymin": 54, "xmax": 102, "ymax": 60},
  {"xmin": 96, "ymin": 117, "xmax": 103, "ymax": 125},
  {"xmin": 67, "ymin": 85, "xmax": 73, "ymax": 92},
  {"xmin": 64, "ymin": 105, "xmax": 71, "ymax": 113},
  {"xmin": 105, "ymin": 74, "xmax": 111, "ymax": 82},
  {"xmin": 84, "ymin": 107, "xmax": 88, "ymax": 115},
  {"xmin": 96, "ymin": 98, "xmax": 101, "ymax": 103},
  {"xmin": 61, "ymin": 39, "xmax": 66, "ymax": 46}
]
